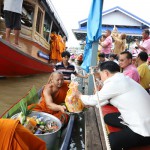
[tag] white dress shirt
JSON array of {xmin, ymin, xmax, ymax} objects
[{"xmin": 81, "ymin": 73, "xmax": 150, "ymax": 136}]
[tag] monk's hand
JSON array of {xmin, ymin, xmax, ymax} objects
[
  {"xmin": 59, "ymin": 105, "xmax": 66, "ymax": 113},
  {"xmin": 84, "ymin": 105, "xmax": 91, "ymax": 108}
]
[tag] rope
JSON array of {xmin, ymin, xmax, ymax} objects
[{"xmin": 90, "ymin": 67, "xmax": 111, "ymax": 150}]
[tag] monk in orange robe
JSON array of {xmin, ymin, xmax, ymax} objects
[
  {"xmin": 29, "ymin": 71, "xmax": 69, "ymax": 125},
  {"xmin": 0, "ymin": 119, "xmax": 46, "ymax": 150},
  {"xmin": 50, "ymin": 32, "xmax": 59, "ymax": 63},
  {"xmin": 57, "ymin": 35, "xmax": 66, "ymax": 62}
]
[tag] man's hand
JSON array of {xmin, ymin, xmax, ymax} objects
[{"xmin": 74, "ymin": 90, "xmax": 82, "ymax": 99}]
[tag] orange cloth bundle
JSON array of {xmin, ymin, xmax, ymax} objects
[
  {"xmin": 0, "ymin": 119, "xmax": 46, "ymax": 150},
  {"xmin": 65, "ymin": 82, "xmax": 84, "ymax": 113}
]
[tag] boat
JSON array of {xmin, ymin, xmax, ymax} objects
[
  {"xmin": 0, "ymin": 86, "xmax": 75, "ymax": 150},
  {"xmin": 0, "ymin": 0, "xmax": 68, "ymax": 77}
]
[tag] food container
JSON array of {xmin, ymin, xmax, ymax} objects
[{"xmin": 11, "ymin": 111, "xmax": 62, "ymax": 150}]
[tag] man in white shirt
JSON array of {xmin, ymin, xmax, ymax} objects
[
  {"xmin": 76, "ymin": 61, "xmax": 150, "ymax": 150},
  {"xmin": 3, "ymin": 0, "xmax": 23, "ymax": 46}
]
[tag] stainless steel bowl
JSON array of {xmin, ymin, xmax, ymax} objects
[{"xmin": 11, "ymin": 111, "xmax": 62, "ymax": 150}]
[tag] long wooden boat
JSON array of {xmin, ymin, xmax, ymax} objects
[
  {"xmin": 0, "ymin": 0, "xmax": 68, "ymax": 76},
  {"xmin": 0, "ymin": 86, "xmax": 74, "ymax": 150}
]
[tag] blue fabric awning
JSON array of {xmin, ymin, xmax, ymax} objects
[
  {"xmin": 78, "ymin": 26, "xmax": 142, "ymax": 35},
  {"xmin": 101, "ymin": 26, "xmax": 142, "ymax": 35}
]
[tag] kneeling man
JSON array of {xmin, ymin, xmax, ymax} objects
[{"xmin": 76, "ymin": 61, "xmax": 150, "ymax": 150}]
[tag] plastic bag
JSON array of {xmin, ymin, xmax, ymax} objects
[{"xmin": 65, "ymin": 82, "xmax": 84, "ymax": 113}]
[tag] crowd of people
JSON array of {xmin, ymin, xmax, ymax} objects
[
  {"xmin": 82, "ymin": 28, "xmax": 150, "ymax": 149},
  {"xmin": 43, "ymin": 27, "xmax": 150, "ymax": 149},
  {"xmin": 2, "ymin": 0, "xmax": 150, "ymax": 149},
  {"xmin": 98, "ymin": 28, "xmax": 150, "ymax": 93}
]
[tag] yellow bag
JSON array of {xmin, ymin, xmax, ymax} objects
[{"xmin": 65, "ymin": 82, "xmax": 84, "ymax": 113}]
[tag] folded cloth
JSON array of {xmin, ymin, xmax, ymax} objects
[{"xmin": 0, "ymin": 119, "xmax": 46, "ymax": 150}]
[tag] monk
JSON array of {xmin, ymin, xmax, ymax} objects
[
  {"xmin": 0, "ymin": 119, "xmax": 46, "ymax": 150},
  {"xmin": 30, "ymin": 71, "xmax": 69, "ymax": 125},
  {"xmin": 57, "ymin": 35, "xmax": 66, "ymax": 62},
  {"xmin": 50, "ymin": 32, "xmax": 59, "ymax": 63}
]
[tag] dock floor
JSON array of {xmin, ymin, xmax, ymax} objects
[{"xmin": 85, "ymin": 107, "xmax": 107, "ymax": 150}]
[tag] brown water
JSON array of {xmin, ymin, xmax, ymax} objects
[{"xmin": 0, "ymin": 73, "xmax": 50, "ymax": 115}]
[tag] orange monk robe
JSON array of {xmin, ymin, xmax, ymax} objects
[
  {"xmin": 50, "ymin": 33, "xmax": 59, "ymax": 60},
  {"xmin": 31, "ymin": 82, "xmax": 69, "ymax": 124},
  {"xmin": 0, "ymin": 119, "xmax": 46, "ymax": 150},
  {"xmin": 57, "ymin": 35, "xmax": 66, "ymax": 62}
]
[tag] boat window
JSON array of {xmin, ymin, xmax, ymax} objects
[
  {"xmin": 36, "ymin": 8, "xmax": 43, "ymax": 34},
  {"xmin": 22, "ymin": 1, "xmax": 34, "ymax": 27},
  {"xmin": 43, "ymin": 12, "xmax": 52, "ymax": 42}
]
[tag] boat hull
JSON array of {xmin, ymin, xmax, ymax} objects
[{"xmin": 0, "ymin": 39, "xmax": 53, "ymax": 76}]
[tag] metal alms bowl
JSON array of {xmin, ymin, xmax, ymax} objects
[{"xmin": 11, "ymin": 111, "xmax": 62, "ymax": 150}]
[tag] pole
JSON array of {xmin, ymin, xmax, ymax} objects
[{"xmin": 88, "ymin": 42, "xmax": 98, "ymax": 94}]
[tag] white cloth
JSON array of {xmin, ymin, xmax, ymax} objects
[
  {"xmin": 81, "ymin": 73, "xmax": 150, "ymax": 136},
  {"xmin": 4, "ymin": 0, "xmax": 23, "ymax": 14}
]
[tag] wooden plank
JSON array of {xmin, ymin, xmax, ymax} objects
[
  {"xmin": 85, "ymin": 107, "xmax": 103, "ymax": 150},
  {"xmin": 95, "ymin": 107, "xmax": 108, "ymax": 150}
]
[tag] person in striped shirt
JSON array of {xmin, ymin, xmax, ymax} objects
[{"xmin": 54, "ymin": 51, "xmax": 88, "ymax": 82}]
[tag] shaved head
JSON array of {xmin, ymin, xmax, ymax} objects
[{"xmin": 48, "ymin": 71, "xmax": 63, "ymax": 84}]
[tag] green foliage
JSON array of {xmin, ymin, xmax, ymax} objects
[{"xmin": 1, "ymin": 86, "xmax": 39, "ymax": 118}]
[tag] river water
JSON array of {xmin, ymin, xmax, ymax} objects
[
  {"xmin": 0, "ymin": 73, "xmax": 85, "ymax": 150},
  {"xmin": 0, "ymin": 74, "xmax": 50, "ymax": 115}
]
